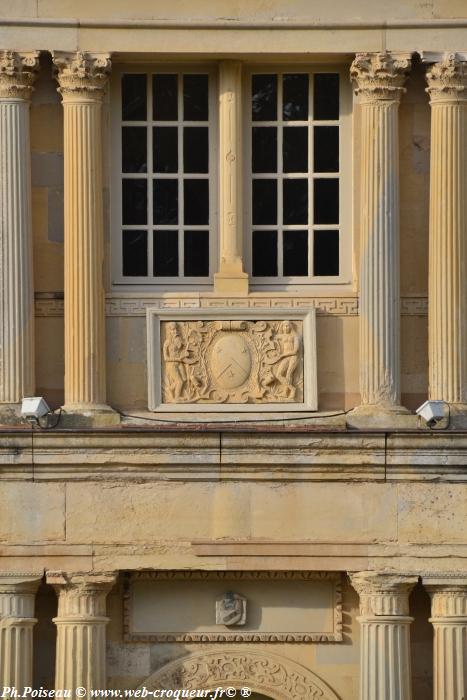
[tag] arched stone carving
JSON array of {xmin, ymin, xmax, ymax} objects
[{"xmin": 140, "ymin": 649, "xmax": 341, "ymax": 700}]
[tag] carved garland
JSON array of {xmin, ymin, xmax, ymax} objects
[
  {"xmin": 140, "ymin": 649, "xmax": 340, "ymax": 700},
  {"xmin": 123, "ymin": 571, "xmax": 343, "ymax": 643}
]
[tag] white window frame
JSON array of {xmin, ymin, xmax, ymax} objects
[
  {"xmin": 243, "ymin": 64, "xmax": 353, "ymax": 289},
  {"xmin": 111, "ymin": 63, "xmax": 219, "ymax": 290}
]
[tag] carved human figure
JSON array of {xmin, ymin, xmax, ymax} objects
[
  {"xmin": 264, "ymin": 321, "xmax": 300, "ymax": 399},
  {"xmin": 163, "ymin": 322, "xmax": 188, "ymax": 400}
]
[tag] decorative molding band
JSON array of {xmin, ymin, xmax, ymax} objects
[
  {"xmin": 123, "ymin": 570, "xmax": 343, "ymax": 644},
  {"xmin": 34, "ymin": 295, "xmax": 429, "ymax": 317}
]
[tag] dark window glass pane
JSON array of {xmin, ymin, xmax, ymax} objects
[
  {"xmin": 252, "ymin": 230, "xmax": 278, "ymax": 276},
  {"xmin": 314, "ymin": 179, "xmax": 339, "ymax": 224},
  {"xmin": 184, "ymin": 179, "xmax": 209, "ymax": 224},
  {"xmin": 184, "ymin": 230, "xmax": 209, "ymax": 276},
  {"xmin": 153, "ymin": 74, "xmax": 178, "ymax": 120},
  {"xmin": 314, "ymin": 126, "xmax": 339, "ymax": 172},
  {"xmin": 283, "ymin": 74, "xmax": 309, "ymax": 121},
  {"xmin": 252, "ymin": 127, "xmax": 277, "ymax": 173},
  {"xmin": 153, "ymin": 180, "xmax": 178, "ymax": 225},
  {"xmin": 314, "ymin": 73, "xmax": 339, "ymax": 120},
  {"xmin": 153, "ymin": 127, "xmax": 178, "ymax": 173},
  {"xmin": 184, "ymin": 127, "xmax": 209, "ymax": 173},
  {"xmin": 283, "ymin": 127, "xmax": 308, "ymax": 173},
  {"xmin": 122, "ymin": 230, "xmax": 147, "ymax": 276},
  {"xmin": 154, "ymin": 230, "xmax": 178, "ymax": 276},
  {"xmin": 314, "ymin": 230, "xmax": 339, "ymax": 276},
  {"xmin": 252, "ymin": 180, "xmax": 277, "ymax": 225},
  {"xmin": 183, "ymin": 75, "xmax": 208, "ymax": 121},
  {"xmin": 122, "ymin": 127, "xmax": 147, "ymax": 173},
  {"xmin": 283, "ymin": 179, "xmax": 308, "ymax": 225},
  {"xmin": 122, "ymin": 179, "xmax": 147, "ymax": 225},
  {"xmin": 283, "ymin": 230, "xmax": 308, "ymax": 276},
  {"xmin": 252, "ymin": 74, "xmax": 277, "ymax": 121},
  {"xmin": 122, "ymin": 74, "xmax": 147, "ymax": 121}
]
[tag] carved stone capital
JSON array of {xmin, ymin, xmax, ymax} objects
[
  {"xmin": 425, "ymin": 53, "xmax": 467, "ymax": 103},
  {"xmin": 351, "ymin": 51, "xmax": 412, "ymax": 102},
  {"xmin": 52, "ymin": 51, "xmax": 111, "ymax": 100},
  {"xmin": 0, "ymin": 51, "xmax": 39, "ymax": 100},
  {"xmin": 350, "ymin": 571, "xmax": 418, "ymax": 617},
  {"xmin": 47, "ymin": 571, "xmax": 116, "ymax": 620},
  {"xmin": 0, "ymin": 573, "xmax": 42, "ymax": 618},
  {"xmin": 423, "ymin": 576, "xmax": 467, "ymax": 618}
]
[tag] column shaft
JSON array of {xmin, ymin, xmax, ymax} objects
[
  {"xmin": 0, "ymin": 52, "xmax": 38, "ymax": 409},
  {"xmin": 350, "ymin": 53, "xmax": 411, "ymax": 412},
  {"xmin": 426, "ymin": 55, "xmax": 467, "ymax": 405}
]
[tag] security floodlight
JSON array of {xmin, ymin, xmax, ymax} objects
[
  {"xmin": 21, "ymin": 396, "xmax": 51, "ymax": 421},
  {"xmin": 415, "ymin": 400, "xmax": 446, "ymax": 427}
]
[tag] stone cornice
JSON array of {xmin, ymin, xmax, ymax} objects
[
  {"xmin": 349, "ymin": 571, "xmax": 418, "ymax": 616},
  {"xmin": 52, "ymin": 51, "xmax": 111, "ymax": 100},
  {"xmin": 0, "ymin": 51, "xmax": 39, "ymax": 100},
  {"xmin": 350, "ymin": 51, "xmax": 412, "ymax": 102},
  {"xmin": 425, "ymin": 52, "xmax": 467, "ymax": 103}
]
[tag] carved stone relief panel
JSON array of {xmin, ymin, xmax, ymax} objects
[{"xmin": 147, "ymin": 309, "xmax": 317, "ymax": 412}]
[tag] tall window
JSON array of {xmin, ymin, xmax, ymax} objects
[
  {"xmin": 246, "ymin": 69, "xmax": 347, "ymax": 284},
  {"xmin": 116, "ymin": 69, "xmax": 216, "ymax": 284}
]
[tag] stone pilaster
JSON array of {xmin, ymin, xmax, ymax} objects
[
  {"xmin": 348, "ymin": 53, "xmax": 411, "ymax": 427},
  {"xmin": 424, "ymin": 54, "xmax": 467, "ymax": 421},
  {"xmin": 53, "ymin": 52, "xmax": 118, "ymax": 426},
  {"xmin": 213, "ymin": 60, "xmax": 248, "ymax": 295},
  {"xmin": 424, "ymin": 576, "xmax": 467, "ymax": 700},
  {"xmin": 0, "ymin": 51, "xmax": 39, "ymax": 422},
  {"xmin": 47, "ymin": 572, "xmax": 116, "ymax": 693},
  {"xmin": 350, "ymin": 571, "xmax": 418, "ymax": 700},
  {"xmin": 0, "ymin": 574, "xmax": 42, "ymax": 693}
]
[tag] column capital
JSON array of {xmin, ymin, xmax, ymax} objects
[
  {"xmin": 0, "ymin": 51, "xmax": 39, "ymax": 100},
  {"xmin": 0, "ymin": 573, "xmax": 42, "ymax": 618},
  {"xmin": 52, "ymin": 51, "xmax": 111, "ymax": 101},
  {"xmin": 349, "ymin": 571, "xmax": 418, "ymax": 616},
  {"xmin": 423, "ymin": 575, "xmax": 467, "ymax": 618},
  {"xmin": 47, "ymin": 571, "xmax": 116, "ymax": 620},
  {"xmin": 425, "ymin": 53, "xmax": 467, "ymax": 104},
  {"xmin": 350, "ymin": 51, "xmax": 412, "ymax": 103}
]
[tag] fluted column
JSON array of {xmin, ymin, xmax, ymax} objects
[
  {"xmin": 53, "ymin": 52, "xmax": 118, "ymax": 425},
  {"xmin": 424, "ymin": 576, "xmax": 467, "ymax": 700},
  {"xmin": 424, "ymin": 54, "xmax": 467, "ymax": 415},
  {"xmin": 47, "ymin": 572, "xmax": 116, "ymax": 693},
  {"xmin": 0, "ymin": 51, "xmax": 39, "ymax": 420},
  {"xmin": 350, "ymin": 572, "xmax": 418, "ymax": 700},
  {"xmin": 349, "ymin": 53, "xmax": 411, "ymax": 421},
  {"xmin": 0, "ymin": 574, "xmax": 42, "ymax": 693},
  {"xmin": 213, "ymin": 60, "xmax": 248, "ymax": 295}
]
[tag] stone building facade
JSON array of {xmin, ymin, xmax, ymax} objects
[{"xmin": 1, "ymin": 1, "xmax": 467, "ymax": 699}]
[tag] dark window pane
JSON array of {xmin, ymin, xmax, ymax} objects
[
  {"xmin": 184, "ymin": 75, "xmax": 208, "ymax": 121},
  {"xmin": 314, "ymin": 179, "xmax": 339, "ymax": 224},
  {"xmin": 154, "ymin": 230, "xmax": 178, "ymax": 276},
  {"xmin": 252, "ymin": 230, "xmax": 278, "ymax": 276},
  {"xmin": 122, "ymin": 230, "xmax": 147, "ymax": 276},
  {"xmin": 283, "ymin": 179, "xmax": 308, "ymax": 225},
  {"xmin": 283, "ymin": 74, "xmax": 309, "ymax": 121},
  {"xmin": 184, "ymin": 179, "xmax": 209, "ymax": 224},
  {"xmin": 252, "ymin": 180, "xmax": 277, "ymax": 225},
  {"xmin": 252, "ymin": 74, "xmax": 277, "ymax": 121},
  {"xmin": 153, "ymin": 180, "xmax": 178, "ymax": 225},
  {"xmin": 153, "ymin": 74, "xmax": 178, "ymax": 120},
  {"xmin": 122, "ymin": 179, "xmax": 147, "ymax": 225},
  {"xmin": 314, "ymin": 126, "xmax": 339, "ymax": 172},
  {"xmin": 153, "ymin": 127, "xmax": 178, "ymax": 173},
  {"xmin": 314, "ymin": 73, "xmax": 339, "ymax": 120},
  {"xmin": 184, "ymin": 230, "xmax": 209, "ymax": 276},
  {"xmin": 283, "ymin": 127, "xmax": 308, "ymax": 173},
  {"xmin": 184, "ymin": 127, "xmax": 209, "ymax": 173},
  {"xmin": 252, "ymin": 127, "xmax": 277, "ymax": 173},
  {"xmin": 122, "ymin": 74, "xmax": 147, "ymax": 121},
  {"xmin": 314, "ymin": 230, "xmax": 339, "ymax": 276},
  {"xmin": 122, "ymin": 127, "xmax": 147, "ymax": 173},
  {"xmin": 283, "ymin": 230, "xmax": 308, "ymax": 276}
]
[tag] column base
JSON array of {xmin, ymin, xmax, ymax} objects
[
  {"xmin": 346, "ymin": 403, "xmax": 416, "ymax": 430},
  {"xmin": 0, "ymin": 402, "xmax": 25, "ymax": 426},
  {"xmin": 213, "ymin": 271, "xmax": 249, "ymax": 295},
  {"xmin": 436, "ymin": 403, "xmax": 467, "ymax": 429},
  {"xmin": 60, "ymin": 404, "xmax": 120, "ymax": 428}
]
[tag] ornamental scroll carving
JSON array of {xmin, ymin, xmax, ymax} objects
[
  {"xmin": 0, "ymin": 51, "xmax": 39, "ymax": 100},
  {"xmin": 425, "ymin": 53, "xmax": 467, "ymax": 102},
  {"xmin": 161, "ymin": 319, "xmax": 303, "ymax": 404},
  {"xmin": 351, "ymin": 51, "xmax": 411, "ymax": 101}
]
